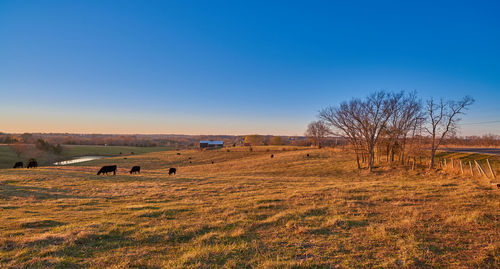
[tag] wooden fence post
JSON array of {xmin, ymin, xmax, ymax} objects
[
  {"xmin": 474, "ymin": 160, "xmax": 487, "ymax": 178},
  {"xmin": 486, "ymin": 159, "xmax": 496, "ymax": 179},
  {"xmin": 469, "ymin": 161, "xmax": 473, "ymax": 176},
  {"xmin": 459, "ymin": 160, "xmax": 464, "ymax": 176},
  {"xmin": 474, "ymin": 161, "xmax": 481, "ymax": 176}
]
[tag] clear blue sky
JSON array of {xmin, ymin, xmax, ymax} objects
[{"xmin": 1, "ymin": 0, "xmax": 499, "ymax": 135}]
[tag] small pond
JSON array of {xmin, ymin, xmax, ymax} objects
[{"xmin": 53, "ymin": 156, "xmax": 107, "ymax": 165}]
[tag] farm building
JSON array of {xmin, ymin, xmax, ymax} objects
[{"xmin": 200, "ymin": 140, "xmax": 224, "ymax": 149}]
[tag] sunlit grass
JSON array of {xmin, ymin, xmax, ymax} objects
[{"xmin": 0, "ymin": 147, "xmax": 498, "ymax": 268}]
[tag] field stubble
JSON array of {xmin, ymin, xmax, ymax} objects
[{"xmin": 0, "ymin": 146, "xmax": 498, "ymax": 268}]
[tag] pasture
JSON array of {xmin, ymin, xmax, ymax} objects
[
  {"xmin": 0, "ymin": 145, "xmax": 171, "ymax": 169},
  {"xmin": 0, "ymin": 147, "xmax": 498, "ymax": 268}
]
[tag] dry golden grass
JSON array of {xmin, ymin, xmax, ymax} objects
[{"xmin": 0, "ymin": 146, "xmax": 498, "ymax": 268}]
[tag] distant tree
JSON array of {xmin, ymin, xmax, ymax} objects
[
  {"xmin": 305, "ymin": 121, "xmax": 329, "ymax": 147},
  {"xmin": 10, "ymin": 143, "xmax": 30, "ymax": 158},
  {"xmin": 477, "ymin": 134, "xmax": 500, "ymax": 147},
  {"xmin": 21, "ymin": 133, "xmax": 33, "ymax": 143},
  {"xmin": 64, "ymin": 136, "xmax": 74, "ymax": 144},
  {"xmin": 269, "ymin": 136, "xmax": 283, "ymax": 145},
  {"xmin": 244, "ymin": 135, "xmax": 263, "ymax": 146},
  {"xmin": 53, "ymin": 144, "xmax": 63, "ymax": 154},
  {"xmin": 425, "ymin": 96, "xmax": 474, "ymax": 169},
  {"xmin": 35, "ymin": 139, "xmax": 50, "ymax": 151},
  {"xmin": 35, "ymin": 139, "xmax": 63, "ymax": 155}
]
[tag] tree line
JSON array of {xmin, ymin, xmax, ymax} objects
[{"xmin": 306, "ymin": 91, "xmax": 475, "ymax": 171}]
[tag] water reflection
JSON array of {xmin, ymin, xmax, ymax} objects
[{"xmin": 54, "ymin": 156, "xmax": 106, "ymax": 165}]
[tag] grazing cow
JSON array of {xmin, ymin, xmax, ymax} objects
[
  {"xmin": 130, "ymin": 166, "xmax": 140, "ymax": 174},
  {"xmin": 177, "ymin": 152, "xmax": 181, "ymax": 155},
  {"xmin": 97, "ymin": 165, "xmax": 117, "ymax": 175},
  {"xmin": 270, "ymin": 154, "xmax": 274, "ymax": 158},
  {"xmin": 13, "ymin": 162, "xmax": 23, "ymax": 168},
  {"xmin": 27, "ymin": 159, "xmax": 38, "ymax": 169},
  {"xmin": 189, "ymin": 161, "xmax": 192, "ymax": 163},
  {"xmin": 188, "ymin": 157, "xmax": 192, "ymax": 159},
  {"xmin": 306, "ymin": 154, "xmax": 310, "ymax": 157},
  {"xmin": 211, "ymin": 161, "xmax": 214, "ymax": 164},
  {"xmin": 168, "ymin": 167, "xmax": 176, "ymax": 175}
]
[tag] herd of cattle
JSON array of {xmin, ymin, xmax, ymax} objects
[
  {"xmin": 96, "ymin": 165, "xmax": 176, "ymax": 175},
  {"xmin": 13, "ymin": 159, "xmax": 177, "ymax": 176},
  {"xmin": 13, "ymin": 159, "xmax": 38, "ymax": 169}
]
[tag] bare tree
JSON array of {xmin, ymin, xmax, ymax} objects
[
  {"xmin": 384, "ymin": 91, "xmax": 424, "ymax": 165},
  {"xmin": 425, "ymin": 96, "xmax": 474, "ymax": 169},
  {"xmin": 9, "ymin": 143, "xmax": 41, "ymax": 160},
  {"xmin": 10, "ymin": 143, "xmax": 30, "ymax": 158},
  {"xmin": 320, "ymin": 91, "xmax": 395, "ymax": 171},
  {"xmin": 305, "ymin": 121, "xmax": 329, "ymax": 147},
  {"xmin": 319, "ymin": 101, "xmax": 364, "ymax": 169}
]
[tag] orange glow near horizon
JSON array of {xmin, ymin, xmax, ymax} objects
[{"xmin": 1, "ymin": 116, "xmax": 497, "ymax": 137}]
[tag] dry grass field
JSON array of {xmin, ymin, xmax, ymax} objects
[{"xmin": 0, "ymin": 146, "xmax": 498, "ymax": 268}]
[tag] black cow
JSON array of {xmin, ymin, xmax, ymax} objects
[
  {"xmin": 177, "ymin": 152, "xmax": 181, "ymax": 155},
  {"xmin": 97, "ymin": 165, "xmax": 117, "ymax": 175},
  {"xmin": 27, "ymin": 159, "xmax": 38, "ymax": 169},
  {"xmin": 270, "ymin": 154, "xmax": 274, "ymax": 158},
  {"xmin": 211, "ymin": 161, "xmax": 214, "ymax": 164},
  {"xmin": 13, "ymin": 162, "xmax": 23, "ymax": 168},
  {"xmin": 306, "ymin": 154, "xmax": 310, "ymax": 157},
  {"xmin": 168, "ymin": 167, "xmax": 176, "ymax": 175},
  {"xmin": 130, "ymin": 166, "xmax": 140, "ymax": 174}
]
